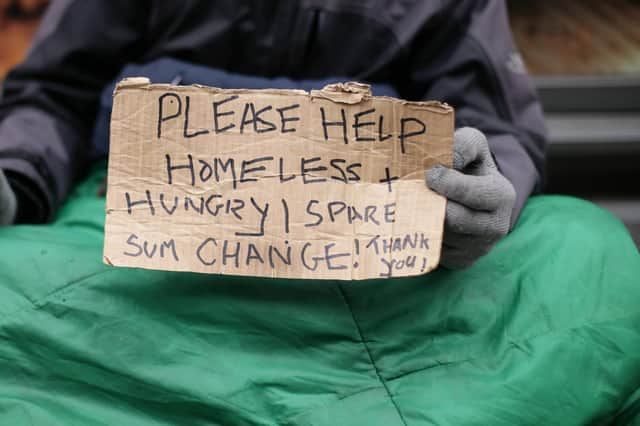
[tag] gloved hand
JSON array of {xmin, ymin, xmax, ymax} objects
[
  {"xmin": 0, "ymin": 168, "xmax": 17, "ymax": 226},
  {"xmin": 426, "ymin": 127, "xmax": 516, "ymax": 269}
]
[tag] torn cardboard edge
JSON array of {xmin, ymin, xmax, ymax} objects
[{"xmin": 114, "ymin": 78, "xmax": 453, "ymax": 112}]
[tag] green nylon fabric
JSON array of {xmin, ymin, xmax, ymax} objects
[{"xmin": 0, "ymin": 163, "xmax": 639, "ymax": 425}]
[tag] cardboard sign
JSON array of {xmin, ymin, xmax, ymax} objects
[{"xmin": 103, "ymin": 79, "xmax": 453, "ymax": 280}]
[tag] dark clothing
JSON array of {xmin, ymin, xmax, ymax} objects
[
  {"xmin": 90, "ymin": 58, "xmax": 399, "ymax": 159},
  {"xmin": 0, "ymin": 0, "xmax": 547, "ymax": 224}
]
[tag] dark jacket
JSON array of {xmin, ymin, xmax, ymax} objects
[
  {"xmin": 89, "ymin": 58, "xmax": 401, "ymax": 159},
  {"xmin": 0, "ymin": 0, "xmax": 546, "ymax": 224}
]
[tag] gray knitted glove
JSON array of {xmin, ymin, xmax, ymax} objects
[
  {"xmin": 0, "ymin": 169, "xmax": 17, "ymax": 226},
  {"xmin": 427, "ymin": 127, "xmax": 516, "ymax": 269}
]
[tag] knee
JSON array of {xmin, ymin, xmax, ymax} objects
[{"xmin": 511, "ymin": 196, "xmax": 634, "ymax": 258}]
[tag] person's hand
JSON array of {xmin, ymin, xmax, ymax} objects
[
  {"xmin": 0, "ymin": 168, "xmax": 17, "ymax": 226},
  {"xmin": 426, "ymin": 127, "xmax": 516, "ymax": 269}
]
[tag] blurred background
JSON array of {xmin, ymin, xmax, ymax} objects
[{"xmin": 1, "ymin": 0, "xmax": 638, "ymax": 246}]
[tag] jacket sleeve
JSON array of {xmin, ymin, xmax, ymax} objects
[
  {"xmin": 403, "ymin": 0, "xmax": 548, "ymax": 227},
  {"xmin": 0, "ymin": 0, "xmax": 150, "ymax": 222}
]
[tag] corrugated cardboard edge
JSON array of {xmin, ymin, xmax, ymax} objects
[{"xmin": 113, "ymin": 78, "xmax": 453, "ymax": 114}]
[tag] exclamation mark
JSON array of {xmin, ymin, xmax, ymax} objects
[
  {"xmin": 420, "ymin": 257, "xmax": 427, "ymax": 272},
  {"xmin": 281, "ymin": 199, "xmax": 289, "ymax": 234},
  {"xmin": 353, "ymin": 238, "xmax": 360, "ymax": 268}
]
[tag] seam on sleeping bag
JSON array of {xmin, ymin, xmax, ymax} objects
[
  {"xmin": 281, "ymin": 385, "xmax": 387, "ymax": 425},
  {"xmin": 337, "ymin": 283, "xmax": 409, "ymax": 426},
  {"xmin": 381, "ymin": 311, "xmax": 640, "ymax": 386},
  {"xmin": 0, "ymin": 268, "xmax": 111, "ymax": 321}
]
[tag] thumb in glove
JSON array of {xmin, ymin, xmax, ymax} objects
[
  {"xmin": 426, "ymin": 127, "xmax": 516, "ymax": 269},
  {"xmin": 0, "ymin": 169, "xmax": 17, "ymax": 226}
]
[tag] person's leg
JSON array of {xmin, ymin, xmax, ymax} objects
[
  {"xmin": 0, "ymin": 165, "xmax": 403, "ymax": 425},
  {"xmin": 1, "ymin": 162, "xmax": 638, "ymax": 424},
  {"xmin": 334, "ymin": 195, "xmax": 640, "ymax": 425}
]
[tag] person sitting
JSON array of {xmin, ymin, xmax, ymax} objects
[{"xmin": 0, "ymin": 2, "xmax": 638, "ymax": 425}]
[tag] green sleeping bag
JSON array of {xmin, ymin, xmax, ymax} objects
[{"xmin": 1, "ymin": 163, "xmax": 639, "ymax": 425}]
